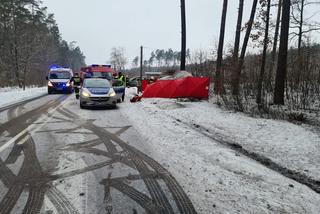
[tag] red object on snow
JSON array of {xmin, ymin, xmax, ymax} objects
[
  {"xmin": 142, "ymin": 77, "xmax": 210, "ymax": 99},
  {"xmin": 142, "ymin": 79, "xmax": 148, "ymax": 92}
]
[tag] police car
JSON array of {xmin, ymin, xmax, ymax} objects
[{"xmin": 80, "ymin": 78, "xmax": 118, "ymax": 109}]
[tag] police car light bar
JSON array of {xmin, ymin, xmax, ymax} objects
[
  {"xmin": 49, "ymin": 64, "xmax": 71, "ymax": 70},
  {"xmin": 49, "ymin": 64, "xmax": 60, "ymax": 69},
  {"xmin": 91, "ymin": 64, "xmax": 111, "ymax": 68}
]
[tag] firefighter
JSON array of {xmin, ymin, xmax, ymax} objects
[{"xmin": 71, "ymin": 73, "xmax": 81, "ymax": 99}]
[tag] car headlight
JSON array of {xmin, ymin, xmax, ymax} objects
[
  {"xmin": 81, "ymin": 91, "xmax": 90, "ymax": 97},
  {"xmin": 109, "ymin": 89, "xmax": 116, "ymax": 97},
  {"xmin": 48, "ymin": 81, "xmax": 53, "ymax": 87},
  {"xmin": 66, "ymin": 81, "xmax": 70, "ymax": 87}
]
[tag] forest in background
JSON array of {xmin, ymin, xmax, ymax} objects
[
  {"xmin": 127, "ymin": 0, "xmax": 320, "ymax": 121},
  {"xmin": 0, "ymin": 0, "xmax": 85, "ymax": 89}
]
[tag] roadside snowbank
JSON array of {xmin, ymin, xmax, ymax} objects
[
  {"xmin": 120, "ymin": 88, "xmax": 320, "ymax": 213},
  {"xmin": 0, "ymin": 87, "xmax": 46, "ymax": 108},
  {"xmin": 142, "ymin": 98, "xmax": 320, "ymax": 181}
]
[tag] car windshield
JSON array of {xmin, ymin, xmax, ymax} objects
[
  {"xmin": 84, "ymin": 79, "xmax": 110, "ymax": 88},
  {"xmin": 49, "ymin": 71, "xmax": 71, "ymax": 79},
  {"xmin": 91, "ymin": 72, "xmax": 113, "ymax": 80}
]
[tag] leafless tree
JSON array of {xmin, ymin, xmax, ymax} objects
[
  {"xmin": 231, "ymin": 0, "xmax": 244, "ymax": 93},
  {"xmin": 257, "ymin": 0, "xmax": 272, "ymax": 106},
  {"xmin": 215, "ymin": 0, "xmax": 228, "ymax": 94},
  {"xmin": 109, "ymin": 47, "xmax": 128, "ymax": 71},
  {"xmin": 274, "ymin": 0, "xmax": 291, "ymax": 105},
  {"xmin": 232, "ymin": 0, "xmax": 259, "ymax": 95},
  {"xmin": 268, "ymin": 0, "xmax": 282, "ymax": 88}
]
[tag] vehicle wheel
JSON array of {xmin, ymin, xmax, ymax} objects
[{"xmin": 80, "ymin": 103, "xmax": 85, "ymax": 109}]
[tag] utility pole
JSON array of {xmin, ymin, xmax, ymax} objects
[
  {"xmin": 180, "ymin": 0, "xmax": 186, "ymax": 71},
  {"xmin": 140, "ymin": 46, "xmax": 143, "ymax": 92}
]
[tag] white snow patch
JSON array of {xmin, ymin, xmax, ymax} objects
[
  {"xmin": 119, "ymin": 91, "xmax": 320, "ymax": 213},
  {"xmin": 0, "ymin": 86, "xmax": 46, "ymax": 108}
]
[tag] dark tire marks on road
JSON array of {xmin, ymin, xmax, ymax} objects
[
  {"xmin": 55, "ymin": 107, "xmax": 197, "ymax": 213},
  {"xmin": 0, "ymin": 133, "xmax": 80, "ymax": 213},
  {"xmin": 102, "ymin": 178, "xmax": 161, "ymax": 214},
  {"xmin": 130, "ymin": 155, "xmax": 174, "ymax": 214},
  {"xmin": 0, "ymin": 94, "xmax": 47, "ymax": 114},
  {"xmin": 46, "ymin": 187, "xmax": 80, "ymax": 214},
  {"xmin": 0, "ymin": 95, "xmax": 68, "ymax": 138},
  {"xmin": 23, "ymin": 186, "xmax": 47, "ymax": 214},
  {"xmin": 1, "ymin": 99, "xmax": 197, "ymax": 214},
  {"xmin": 0, "ymin": 184, "xmax": 25, "ymax": 213}
]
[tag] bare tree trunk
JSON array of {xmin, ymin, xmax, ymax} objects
[
  {"xmin": 296, "ymin": 0, "xmax": 304, "ymax": 84},
  {"xmin": 13, "ymin": 23, "xmax": 22, "ymax": 88},
  {"xmin": 268, "ymin": 0, "xmax": 282, "ymax": 89},
  {"xmin": 232, "ymin": 0, "xmax": 244, "ymax": 92},
  {"xmin": 274, "ymin": 0, "xmax": 291, "ymax": 105},
  {"xmin": 180, "ymin": 0, "xmax": 186, "ymax": 71},
  {"xmin": 232, "ymin": 0, "xmax": 258, "ymax": 95},
  {"xmin": 215, "ymin": 0, "xmax": 228, "ymax": 95},
  {"xmin": 257, "ymin": 0, "xmax": 271, "ymax": 106},
  {"xmin": 233, "ymin": 0, "xmax": 244, "ymax": 60}
]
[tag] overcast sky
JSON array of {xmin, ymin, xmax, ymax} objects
[{"xmin": 42, "ymin": 0, "xmax": 319, "ymax": 66}]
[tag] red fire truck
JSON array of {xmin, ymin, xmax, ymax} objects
[{"xmin": 80, "ymin": 64, "xmax": 115, "ymax": 81}]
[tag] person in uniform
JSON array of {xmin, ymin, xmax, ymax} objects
[
  {"xmin": 71, "ymin": 73, "xmax": 81, "ymax": 99},
  {"xmin": 118, "ymin": 72, "xmax": 126, "ymax": 86}
]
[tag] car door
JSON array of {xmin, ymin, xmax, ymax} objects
[{"xmin": 112, "ymin": 79, "xmax": 125, "ymax": 98}]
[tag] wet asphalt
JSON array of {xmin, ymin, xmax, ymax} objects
[{"xmin": 0, "ymin": 94, "xmax": 196, "ymax": 214}]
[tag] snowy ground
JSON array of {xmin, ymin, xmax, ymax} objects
[
  {"xmin": 121, "ymin": 87, "xmax": 320, "ymax": 213},
  {"xmin": 1, "ymin": 86, "xmax": 319, "ymax": 213},
  {"xmin": 0, "ymin": 86, "xmax": 47, "ymax": 108}
]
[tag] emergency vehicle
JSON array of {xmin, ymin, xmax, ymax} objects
[
  {"xmin": 80, "ymin": 64, "xmax": 125, "ymax": 102},
  {"xmin": 80, "ymin": 64, "xmax": 115, "ymax": 81},
  {"xmin": 47, "ymin": 65, "xmax": 73, "ymax": 94}
]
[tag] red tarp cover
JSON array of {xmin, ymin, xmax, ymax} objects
[{"xmin": 142, "ymin": 77, "xmax": 209, "ymax": 99}]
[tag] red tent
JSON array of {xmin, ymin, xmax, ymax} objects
[{"xmin": 142, "ymin": 77, "xmax": 209, "ymax": 99}]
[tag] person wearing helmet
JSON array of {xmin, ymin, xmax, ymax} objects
[{"xmin": 71, "ymin": 73, "xmax": 81, "ymax": 99}]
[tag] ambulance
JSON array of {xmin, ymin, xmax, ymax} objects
[{"xmin": 47, "ymin": 65, "xmax": 73, "ymax": 94}]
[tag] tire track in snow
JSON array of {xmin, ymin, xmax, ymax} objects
[{"xmin": 168, "ymin": 113, "xmax": 320, "ymax": 194}]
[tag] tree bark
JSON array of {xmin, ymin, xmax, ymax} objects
[
  {"xmin": 296, "ymin": 0, "xmax": 304, "ymax": 84},
  {"xmin": 257, "ymin": 0, "xmax": 271, "ymax": 106},
  {"xmin": 268, "ymin": 0, "xmax": 282, "ymax": 89},
  {"xmin": 180, "ymin": 0, "xmax": 186, "ymax": 71},
  {"xmin": 215, "ymin": 0, "xmax": 228, "ymax": 95},
  {"xmin": 231, "ymin": 0, "xmax": 244, "ymax": 95},
  {"xmin": 232, "ymin": 0, "xmax": 258, "ymax": 95},
  {"xmin": 274, "ymin": 0, "xmax": 291, "ymax": 105}
]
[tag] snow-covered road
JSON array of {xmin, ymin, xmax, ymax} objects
[{"xmin": 0, "ymin": 87, "xmax": 319, "ymax": 213}]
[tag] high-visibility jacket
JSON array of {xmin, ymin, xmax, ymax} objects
[{"xmin": 119, "ymin": 75, "xmax": 126, "ymax": 85}]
